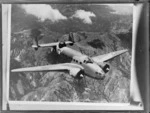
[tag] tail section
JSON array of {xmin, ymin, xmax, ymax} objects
[
  {"xmin": 32, "ymin": 41, "xmax": 74, "ymax": 51},
  {"xmin": 32, "ymin": 32, "xmax": 75, "ymax": 51}
]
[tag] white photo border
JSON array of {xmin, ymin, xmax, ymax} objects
[{"xmin": 2, "ymin": 3, "xmax": 146, "ymax": 111}]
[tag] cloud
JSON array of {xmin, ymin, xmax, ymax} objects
[
  {"xmin": 72, "ymin": 10, "xmax": 96, "ymax": 24},
  {"xmin": 21, "ymin": 4, "xmax": 67, "ymax": 22}
]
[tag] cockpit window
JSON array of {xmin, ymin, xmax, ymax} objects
[
  {"xmin": 87, "ymin": 58, "xmax": 93, "ymax": 63},
  {"xmin": 85, "ymin": 57, "xmax": 93, "ymax": 63}
]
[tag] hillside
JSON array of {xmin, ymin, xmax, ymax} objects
[{"xmin": 10, "ymin": 4, "xmax": 132, "ymax": 102}]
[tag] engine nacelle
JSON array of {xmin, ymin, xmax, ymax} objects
[
  {"xmin": 56, "ymin": 41, "xmax": 74, "ymax": 54},
  {"xmin": 98, "ymin": 62, "xmax": 110, "ymax": 74},
  {"xmin": 69, "ymin": 68, "xmax": 84, "ymax": 80},
  {"xmin": 56, "ymin": 45, "xmax": 61, "ymax": 54}
]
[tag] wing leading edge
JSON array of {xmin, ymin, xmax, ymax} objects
[
  {"xmin": 11, "ymin": 63, "xmax": 83, "ymax": 73},
  {"xmin": 92, "ymin": 49, "xmax": 128, "ymax": 63}
]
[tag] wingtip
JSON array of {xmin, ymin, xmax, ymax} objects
[
  {"xmin": 32, "ymin": 45, "xmax": 40, "ymax": 50},
  {"xmin": 125, "ymin": 49, "xmax": 129, "ymax": 52},
  {"xmin": 32, "ymin": 45, "xmax": 37, "ymax": 48},
  {"xmin": 120, "ymin": 49, "xmax": 128, "ymax": 54},
  {"xmin": 124, "ymin": 49, "xmax": 128, "ymax": 52},
  {"xmin": 11, "ymin": 68, "xmax": 22, "ymax": 73},
  {"xmin": 120, "ymin": 49, "xmax": 128, "ymax": 52},
  {"xmin": 11, "ymin": 69, "xmax": 16, "ymax": 72}
]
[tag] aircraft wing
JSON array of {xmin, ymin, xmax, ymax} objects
[
  {"xmin": 92, "ymin": 49, "xmax": 128, "ymax": 63},
  {"xmin": 11, "ymin": 63, "xmax": 83, "ymax": 73}
]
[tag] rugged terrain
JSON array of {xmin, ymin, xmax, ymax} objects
[{"xmin": 10, "ymin": 4, "xmax": 132, "ymax": 102}]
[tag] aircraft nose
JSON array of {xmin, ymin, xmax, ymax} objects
[
  {"xmin": 95, "ymin": 71, "xmax": 105, "ymax": 80},
  {"xmin": 101, "ymin": 75, "xmax": 105, "ymax": 80}
]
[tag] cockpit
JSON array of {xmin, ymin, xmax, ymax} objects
[{"xmin": 83, "ymin": 57, "xmax": 94, "ymax": 64}]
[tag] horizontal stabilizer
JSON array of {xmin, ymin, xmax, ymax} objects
[
  {"xmin": 32, "ymin": 42, "xmax": 58, "ymax": 48},
  {"xmin": 32, "ymin": 41, "xmax": 73, "ymax": 48}
]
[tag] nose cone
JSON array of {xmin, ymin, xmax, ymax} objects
[
  {"xmin": 86, "ymin": 63, "xmax": 106, "ymax": 80},
  {"xmin": 95, "ymin": 70, "xmax": 106, "ymax": 80},
  {"xmin": 99, "ymin": 73, "xmax": 106, "ymax": 80},
  {"xmin": 100, "ymin": 75, "xmax": 105, "ymax": 80}
]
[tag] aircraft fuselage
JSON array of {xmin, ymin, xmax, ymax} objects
[{"xmin": 59, "ymin": 47, "xmax": 106, "ymax": 80}]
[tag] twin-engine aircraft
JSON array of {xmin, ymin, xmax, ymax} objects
[{"xmin": 11, "ymin": 41, "xmax": 128, "ymax": 80}]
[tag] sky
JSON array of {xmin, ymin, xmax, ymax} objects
[{"xmin": 21, "ymin": 4, "xmax": 133, "ymax": 24}]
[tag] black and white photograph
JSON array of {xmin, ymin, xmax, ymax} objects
[{"xmin": 9, "ymin": 4, "xmax": 133, "ymax": 103}]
